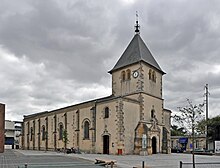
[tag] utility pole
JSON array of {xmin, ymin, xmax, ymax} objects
[{"xmin": 204, "ymin": 84, "xmax": 209, "ymax": 150}]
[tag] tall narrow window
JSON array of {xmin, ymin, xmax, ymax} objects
[
  {"xmin": 59, "ymin": 123, "xmax": 63, "ymax": 140},
  {"xmin": 121, "ymin": 71, "xmax": 126, "ymax": 81},
  {"xmin": 30, "ymin": 127, "xmax": 33, "ymax": 141},
  {"xmin": 104, "ymin": 107, "xmax": 109, "ymax": 118},
  {"xmin": 54, "ymin": 115, "xmax": 57, "ymax": 132},
  {"xmin": 84, "ymin": 121, "xmax": 90, "ymax": 139},
  {"xmin": 42, "ymin": 125, "xmax": 46, "ymax": 141},
  {"xmin": 149, "ymin": 69, "xmax": 152, "ymax": 80},
  {"xmin": 38, "ymin": 119, "xmax": 40, "ymax": 135},
  {"xmin": 152, "ymin": 71, "xmax": 156, "ymax": 82},
  {"xmin": 126, "ymin": 69, "xmax": 131, "ymax": 80}
]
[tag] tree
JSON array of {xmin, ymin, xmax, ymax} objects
[
  {"xmin": 198, "ymin": 115, "xmax": 220, "ymax": 141},
  {"xmin": 174, "ymin": 99, "xmax": 204, "ymax": 168},
  {"xmin": 207, "ymin": 116, "xmax": 220, "ymax": 145},
  {"xmin": 196, "ymin": 119, "xmax": 206, "ymax": 135},
  {"xmin": 62, "ymin": 129, "xmax": 69, "ymax": 153},
  {"xmin": 171, "ymin": 125, "xmax": 187, "ymax": 136}
]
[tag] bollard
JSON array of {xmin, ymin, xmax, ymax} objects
[
  {"xmin": 180, "ymin": 161, "xmax": 182, "ymax": 168},
  {"xmin": 142, "ymin": 161, "xmax": 144, "ymax": 168},
  {"xmin": 25, "ymin": 163, "xmax": 27, "ymax": 168},
  {"xmin": 111, "ymin": 161, "xmax": 114, "ymax": 168}
]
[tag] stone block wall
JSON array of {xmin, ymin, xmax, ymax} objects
[{"xmin": 0, "ymin": 103, "xmax": 5, "ymax": 153}]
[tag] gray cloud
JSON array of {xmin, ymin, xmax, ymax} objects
[{"xmin": 0, "ymin": 0, "xmax": 220, "ymax": 121}]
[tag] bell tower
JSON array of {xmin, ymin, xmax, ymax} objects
[{"xmin": 109, "ymin": 20, "xmax": 165, "ymax": 98}]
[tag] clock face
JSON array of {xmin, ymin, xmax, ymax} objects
[{"xmin": 133, "ymin": 71, "xmax": 139, "ymax": 78}]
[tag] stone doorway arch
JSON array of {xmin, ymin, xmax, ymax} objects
[
  {"xmin": 103, "ymin": 135, "xmax": 109, "ymax": 154},
  {"xmin": 152, "ymin": 136, "xmax": 157, "ymax": 154}
]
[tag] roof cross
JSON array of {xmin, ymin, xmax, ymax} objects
[{"xmin": 135, "ymin": 11, "xmax": 140, "ymax": 34}]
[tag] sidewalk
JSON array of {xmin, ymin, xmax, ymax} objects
[
  {"xmin": 1, "ymin": 149, "xmax": 101, "ymax": 168},
  {"xmin": 66, "ymin": 152, "xmax": 220, "ymax": 168},
  {"xmin": 67, "ymin": 153, "xmax": 147, "ymax": 168},
  {"xmin": 16, "ymin": 150, "xmax": 220, "ymax": 168}
]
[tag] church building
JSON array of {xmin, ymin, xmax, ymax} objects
[{"xmin": 22, "ymin": 21, "xmax": 171, "ymax": 155}]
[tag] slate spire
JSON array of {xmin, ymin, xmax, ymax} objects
[{"xmin": 109, "ymin": 19, "xmax": 165, "ymax": 74}]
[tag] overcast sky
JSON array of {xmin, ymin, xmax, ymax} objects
[{"xmin": 1, "ymin": 0, "xmax": 220, "ymax": 121}]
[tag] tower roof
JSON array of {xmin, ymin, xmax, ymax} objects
[{"xmin": 109, "ymin": 34, "xmax": 165, "ymax": 74}]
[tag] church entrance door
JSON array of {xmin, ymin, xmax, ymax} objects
[
  {"xmin": 152, "ymin": 136, "xmax": 157, "ymax": 154},
  {"xmin": 103, "ymin": 135, "xmax": 109, "ymax": 154}
]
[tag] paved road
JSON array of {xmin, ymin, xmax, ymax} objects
[{"xmin": 1, "ymin": 150, "xmax": 220, "ymax": 168}]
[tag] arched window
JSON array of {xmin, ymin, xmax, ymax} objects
[
  {"xmin": 121, "ymin": 71, "xmax": 126, "ymax": 81},
  {"xmin": 152, "ymin": 71, "xmax": 156, "ymax": 82},
  {"xmin": 59, "ymin": 123, "xmax": 63, "ymax": 140},
  {"xmin": 149, "ymin": 69, "xmax": 152, "ymax": 80},
  {"xmin": 151, "ymin": 109, "xmax": 155, "ymax": 118},
  {"xmin": 84, "ymin": 121, "xmax": 90, "ymax": 139},
  {"xmin": 126, "ymin": 69, "xmax": 131, "ymax": 80},
  {"xmin": 104, "ymin": 107, "xmax": 109, "ymax": 118},
  {"xmin": 42, "ymin": 125, "xmax": 46, "ymax": 141}
]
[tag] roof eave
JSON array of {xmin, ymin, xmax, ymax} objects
[{"xmin": 109, "ymin": 60, "xmax": 166, "ymax": 75}]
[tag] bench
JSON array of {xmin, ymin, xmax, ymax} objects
[{"xmin": 95, "ymin": 158, "xmax": 117, "ymax": 167}]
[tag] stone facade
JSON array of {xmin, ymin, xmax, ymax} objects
[
  {"xmin": 22, "ymin": 28, "xmax": 171, "ymax": 155},
  {"xmin": 0, "ymin": 103, "xmax": 5, "ymax": 153}
]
